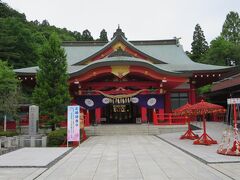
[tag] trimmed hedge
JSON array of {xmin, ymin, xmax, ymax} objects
[
  {"xmin": 0, "ymin": 131, "xmax": 18, "ymax": 137},
  {"xmin": 47, "ymin": 128, "xmax": 67, "ymax": 147}
]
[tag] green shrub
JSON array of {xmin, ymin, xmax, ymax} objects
[
  {"xmin": 197, "ymin": 84, "xmax": 212, "ymax": 95},
  {"xmin": 47, "ymin": 128, "xmax": 67, "ymax": 147},
  {"xmin": 0, "ymin": 131, "xmax": 18, "ymax": 137}
]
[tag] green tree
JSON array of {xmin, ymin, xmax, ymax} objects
[
  {"xmin": 99, "ymin": 29, "xmax": 108, "ymax": 41},
  {"xmin": 41, "ymin": 19, "xmax": 50, "ymax": 26},
  {"xmin": 73, "ymin": 31, "xmax": 82, "ymax": 41},
  {"xmin": 81, "ymin": 29, "xmax": 94, "ymax": 41},
  {"xmin": 0, "ymin": 60, "xmax": 20, "ymax": 131},
  {"xmin": 221, "ymin": 11, "xmax": 240, "ymax": 44},
  {"xmin": 190, "ymin": 24, "xmax": 209, "ymax": 62},
  {"xmin": 202, "ymin": 37, "xmax": 240, "ymax": 66},
  {"xmin": 0, "ymin": 1, "xmax": 25, "ymax": 20},
  {"xmin": 0, "ymin": 1, "xmax": 88, "ymax": 68},
  {"xmin": 33, "ymin": 33, "xmax": 70, "ymax": 130},
  {"xmin": 0, "ymin": 17, "xmax": 43, "ymax": 68}
]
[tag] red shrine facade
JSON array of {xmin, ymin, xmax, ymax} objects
[{"xmin": 15, "ymin": 28, "xmax": 233, "ymax": 126}]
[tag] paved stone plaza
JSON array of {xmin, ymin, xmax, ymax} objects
[
  {"xmin": 159, "ymin": 122, "xmax": 240, "ymax": 163},
  {"xmin": 0, "ymin": 147, "xmax": 71, "ymax": 167},
  {"xmin": 1, "ymin": 123, "xmax": 240, "ymax": 179},
  {"xmin": 37, "ymin": 136, "xmax": 231, "ymax": 180}
]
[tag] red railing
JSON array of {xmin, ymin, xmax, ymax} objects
[
  {"xmin": 212, "ymin": 113, "xmax": 226, "ymax": 122},
  {"xmin": 19, "ymin": 114, "xmax": 29, "ymax": 126},
  {"xmin": 153, "ymin": 113, "xmax": 187, "ymax": 125}
]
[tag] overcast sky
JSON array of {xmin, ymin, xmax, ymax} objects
[{"xmin": 2, "ymin": 0, "xmax": 240, "ymax": 51}]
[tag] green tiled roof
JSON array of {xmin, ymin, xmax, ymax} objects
[
  {"xmin": 15, "ymin": 28, "xmax": 231, "ymax": 76},
  {"xmin": 14, "ymin": 56, "xmax": 229, "ymax": 77}
]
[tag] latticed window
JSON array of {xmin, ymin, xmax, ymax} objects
[{"xmin": 170, "ymin": 92, "xmax": 188, "ymax": 110}]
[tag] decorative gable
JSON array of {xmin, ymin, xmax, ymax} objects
[{"xmin": 74, "ymin": 27, "xmax": 166, "ymax": 65}]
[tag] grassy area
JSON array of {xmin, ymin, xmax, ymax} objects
[
  {"xmin": 47, "ymin": 128, "xmax": 67, "ymax": 147},
  {"xmin": 0, "ymin": 131, "xmax": 18, "ymax": 137}
]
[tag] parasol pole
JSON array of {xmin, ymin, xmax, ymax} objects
[
  {"xmin": 203, "ymin": 115, "xmax": 207, "ymax": 142},
  {"xmin": 194, "ymin": 113, "xmax": 217, "ymax": 145}
]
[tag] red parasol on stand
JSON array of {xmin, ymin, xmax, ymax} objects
[
  {"xmin": 173, "ymin": 103, "xmax": 198, "ymax": 140},
  {"xmin": 188, "ymin": 100, "xmax": 225, "ymax": 145}
]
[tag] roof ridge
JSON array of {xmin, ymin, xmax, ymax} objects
[{"xmin": 62, "ymin": 39, "xmax": 177, "ymax": 46}]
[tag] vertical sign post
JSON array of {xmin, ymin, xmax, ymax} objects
[
  {"xmin": 67, "ymin": 106, "xmax": 80, "ymax": 147},
  {"xmin": 227, "ymin": 98, "xmax": 240, "ymax": 129}
]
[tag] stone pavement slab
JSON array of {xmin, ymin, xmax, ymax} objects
[
  {"xmin": 210, "ymin": 163, "xmax": 240, "ymax": 180},
  {"xmin": 0, "ymin": 168, "xmax": 46, "ymax": 180},
  {"xmin": 36, "ymin": 135, "xmax": 231, "ymax": 180},
  {"xmin": 0, "ymin": 147, "xmax": 71, "ymax": 167},
  {"xmin": 158, "ymin": 122, "xmax": 240, "ymax": 163}
]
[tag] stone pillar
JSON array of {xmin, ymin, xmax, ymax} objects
[
  {"xmin": 4, "ymin": 115, "xmax": 7, "ymax": 132},
  {"xmin": 29, "ymin": 105, "xmax": 39, "ymax": 136},
  {"xmin": 19, "ymin": 136, "xmax": 24, "ymax": 147},
  {"xmin": 42, "ymin": 136, "xmax": 47, "ymax": 147},
  {"xmin": 5, "ymin": 137, "xmax": 12, "ymax": 148},
  {"xmin": 13, "ymin": 136, "xmax": 18, "ymax": 146},
  {"xmin": 30, "ymin": 136, "xmax": 35, "ymax": 147}
]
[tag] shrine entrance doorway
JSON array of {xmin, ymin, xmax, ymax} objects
[{"xmin": 106, "ymin": 103, "xmax": 140, "ymax": 124}]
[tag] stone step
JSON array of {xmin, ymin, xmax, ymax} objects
[{"xmin": 85, "ymin": 124, "xmax": 187, "ymax": 136}]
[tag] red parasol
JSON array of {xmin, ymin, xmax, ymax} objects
[
  {"xmin": 174, "ymin": 103, "xmax": 192, "ymax": 115},
  {"xmin": 173, "ymin": 103, "xmax": 198, "ymax": 140},
  {"xmin": 188, "ymin": 100, "xmax": 225, "ymax": 145},
  {"xmin": 188, "ymin": 100, "xmax": 225, "ymax": 116}
]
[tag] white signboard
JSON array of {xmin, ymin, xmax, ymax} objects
[
  {"xmin": 29, "ymin": 105, "xmax": 39, "ymax": 136},
  {"xmin": 227, "ymin": 98, "xmax": 240, "ymax": 105},
  {"xmin": 67, "ymin": 106, "xmax": 80, "ymax": 142}
]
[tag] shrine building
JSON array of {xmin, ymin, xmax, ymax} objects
[{"xmin": 15, "ymin": 27, "xmax": 234, "ymax": 126}]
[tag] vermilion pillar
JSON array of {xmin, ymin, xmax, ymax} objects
[
  {"xmin": 158, "ymin": 109, "xmax": 164, "ymax": 121},
  {"xmin": 153, "ymin": 109, "xmax": 158, "ymax": 125},
  {"xmin": 164, "ymin": 93, "xmax": 171, "ymax": 113},
  {"xmin": 95, "ymin": 108, "xmax": 101, "ymax": 124},
  {"xmin": 85, "ymin": 110, "xmax": 90, "ymax": 126},
  {"xmin": 190, "ymin": 83, "xmax": 196, "ymax": 105},
  {"xmin": 141, "ymin": 107, "xmax": 147, "ymax": 123}
]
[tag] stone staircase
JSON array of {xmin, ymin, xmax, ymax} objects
[{"xmin": 84, "ymin": 124, "xmax": 187, "ymax": 136}]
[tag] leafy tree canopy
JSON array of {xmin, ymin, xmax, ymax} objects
[
  {"xmin": 0, "ymin": 0, "xmax": 25, "ymax": 20},
  {"xmin": 221, "ymin": 11, "xmax": 240, "ymax": 44},
  {"xmin": 0, "ymin": 1, "xmax": 103, "ymax": 69},
  {"xmin": 33, "ymin": 33, "xmax": 70, "ymax": 130},
  {"xmin": 98, "ymin": 29, "xmax": 108, "ymax": 41},
  {"xmin": 82, "ymin": 29, "xmax": 94, "ymax": 41},
  {"xmin": 0, "ymin": 60, "xmax": 20, "ymax": 119},
  {"xmin": 201, "ymin": 37, "xmax": 240, "ymax": 66},
  {"xmin": 73, "ymin": 31, "xmax": 82, "ymax": 41},
  {"xmin": 190, "ymin": 24, "xmax": 209, "ymax": 62}
]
